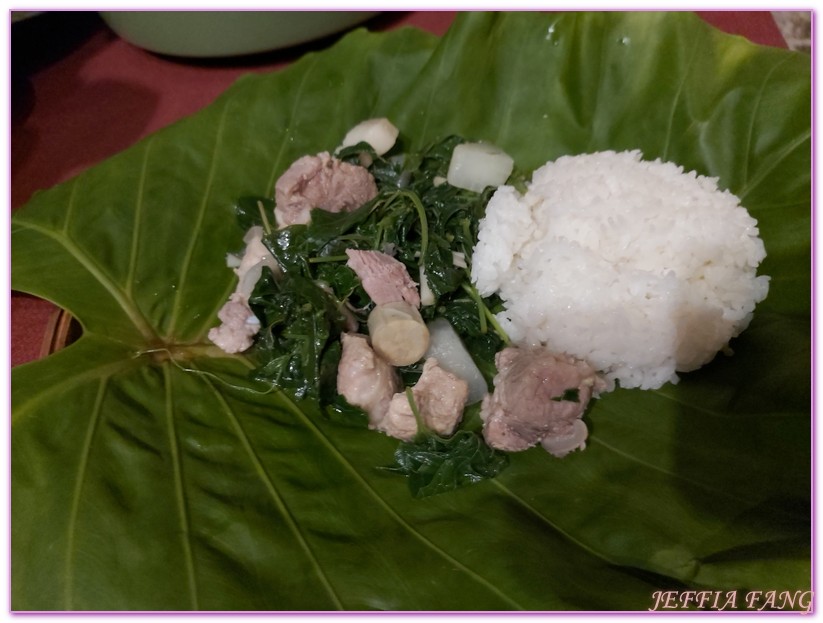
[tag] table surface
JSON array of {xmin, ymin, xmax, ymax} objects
[{"xmin": 10, "ymin": 10, "xmax": 789, "ymax": 368}]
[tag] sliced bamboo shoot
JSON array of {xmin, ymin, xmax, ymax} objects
[{"xmin": 368, "ymin": 301, "xmax": 430, "ymax": 366}]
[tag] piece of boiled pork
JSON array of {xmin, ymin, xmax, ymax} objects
[
  {"xmin": 481, "ymin": 346, "xmax": 606, "ymax": 455},
  {"xmin": 345, "ymin": 249, "xmax": 420, "ymax": 308},
  {"xmin": 337, "ymin": 332, "xmax": 401, "ymax": 427},
  {"xmin": 379, "ymin": 358, "xmax": 469, "ymax": 442},
  {"xmin": 274, "ymin": 151, "xmax": 377, "ymax": 228},
  {"xmin": 209, "ymin": 226, "xmax": 277, "ymax": 354}
]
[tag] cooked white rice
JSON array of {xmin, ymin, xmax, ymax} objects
[{"xmin": 471, "ymin": 150, "xmax": 769, "ymax": 390}]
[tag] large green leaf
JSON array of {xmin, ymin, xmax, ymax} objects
[{"xmin": 12, "ymin": 12, "xmax": 811, "ymax": 611}]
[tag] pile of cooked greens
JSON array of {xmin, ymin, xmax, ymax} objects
[{"xmin": 235, "ymin": 136, "xmax": 518, "ymax": 497}]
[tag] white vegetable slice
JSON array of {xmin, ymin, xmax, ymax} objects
[
  {"xmin": 418, "ymin": 265, "xmax": 435, "ymax": 307},
  {"xmin": 424, "ymin": 318, "xmax": 488, "ymax": 404},
  {"xmin": 368, "ymin": 301, "xmax": 430, "ymax": 366},
  {"xmin": 235, "ymin": 226, "xmax": 279, "ymax": 299},
  {"xmin": 447, "ymin": 142, "xmax": 514, "ymax": 192},
  {"xmin": 339, "ymin": 118, "xmax": 399, "ymax": 156}
]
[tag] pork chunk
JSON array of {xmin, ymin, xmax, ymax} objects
[
  {"xmin": 337, "ymin": 332, "xmax": 400, "ymax": 426},
  {"xmin": 345, "ymin": 249, "xmax": 420, "ymax": 307},
  {"xmin": 481, "ymin": 346, "xmax": 606, "ymax": 453},
  {"xmin": 209, "ymin": 226, "xmax": 277, "ymax": 355},
  {"xmin": 274, "ymin": 152, "xmax": 378, "ymax": 228},
  {"xmin": 376, "ymin": 400, "xmax": 419, "ymax": 442},
  {"xmin": 208, "ymin": 293, "xmax": 261, "ymax": 354},
  {"xmin": 379, "ymin": 358, "xmax": 469, "ymax": 441}
]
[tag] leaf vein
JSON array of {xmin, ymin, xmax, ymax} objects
[
  {"xmin": 490, "ymin": 478, "xmax": 618, "ymax": 565},
  {"xmin": 267, "ymin": 386, "xmax": 525, "ymax": 609},
  {"xmin": 12, "ymin": 346, "xmax": 141, "ymax": 425},
  {"xmin": 588, "ymin": 434, "xmax": 754, "ymax": 507},
  {"xmin": 13, "ymin": 220, "xmax": 157, "ymax": 342},
  {"xmin": 737, "ymin": 129, "xmax": 811, "ymax": 202},
  {"xmin": 662, "ymin": 34, "xmax": 701, "ymax": 159},
  {"xmin": 193, "ymin": 363, "xmax": 345, "ymax": 610},
  {"xmin": 417, "ymin": 42, "xmax": 450, "ymax": 143},
  {"xmin": 166, "ymin": 99, "xmax": 232, "ymax": 341},
  {"xmin": 61, "ymin": 177, "xmax": 80, "ymax": 235},
  {"xmin": 126, "ymin": 139, "xmax": 154, "ymax": 298},
  {"xmin": 163, "ymin": 364, "xmax": 199, "ymax": 609},
  {"xmin": 64, "ymin": 375, "xmax": 109, "ymax": 610},
  {"xmin": 265, "ymin": 55, "xmax": 320, "ymax": 196}
]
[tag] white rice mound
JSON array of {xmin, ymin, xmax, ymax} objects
[{"xmin": 471, "ymin": 150, "xmax": 770, "ymax": 391}]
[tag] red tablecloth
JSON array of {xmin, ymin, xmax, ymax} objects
[{"xmin": 10, "ymin": 10, "xmax": 788, "ymax": 367}]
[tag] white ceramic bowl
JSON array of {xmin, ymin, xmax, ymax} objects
[{"xmin": 99, "ymin": 11, "xmax": 379, "ymax": 58}]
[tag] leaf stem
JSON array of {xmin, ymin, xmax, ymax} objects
[
  {"xmin": 257, "ymin": 200, "xmax": 273, "ymax": 235},
  {"xmin": 405, "ymin": 387, "xmax": 428, "ymax": 439},
  {"xmin": 460, "ymin": 218, "xmax": 473, "ymax": 258},
  {"xmin": 461, "ymin": 283, "xmax": 510, "ymax": 345},
  {"xmin": 397, "ymin": 189, "xmax": 429, "ymax": 259},
  {"xmin": 308, "ymin": 255, "xmax": 349, "ymax": 264}
]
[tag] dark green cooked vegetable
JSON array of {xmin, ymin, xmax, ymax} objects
[{"xmin": 239, "ymin": 135, "xmax": 511, "ymax": 496}]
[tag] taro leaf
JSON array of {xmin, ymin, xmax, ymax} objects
[{"xmin": 12, "ymin": 12, "xmax": 811, "ymax": 611}]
